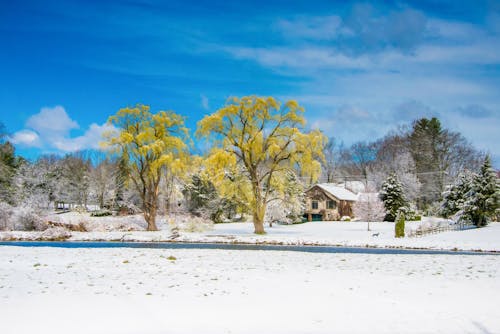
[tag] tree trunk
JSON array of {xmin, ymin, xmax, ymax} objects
[
  {"xmin": 143, "ymin": 201, "xmax": 158, "ymax": 231},
  {"xmin": 252, "ymin": 203, "xmax": 266, "ymax": 234},
  {"xmin": 144, "ymin": 211, "xmax": 158, "ymax": 231}
]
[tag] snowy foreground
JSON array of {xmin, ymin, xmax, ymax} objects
[
  {"xmin": 1, "ymin": 212, "xmax": 500, "ymax": 251},
  {"xmin": 3, "ymin": 218, "xmax": 500, "ymax": 252},
  {"xmin": 1, "ymin": 245, "xmax": 499, "ymax": 334}
]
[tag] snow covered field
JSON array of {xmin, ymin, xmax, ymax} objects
[
  {"xmin": 1, "ymin": 212, "xmax": 500, "ymax": 252},
  {"xmin": 180, "ymin": 220, "xmax": 500, "ymax": 252},
  {"xmin": 1, "ymin": 245, "xmax": 499, "ymax": 333}
]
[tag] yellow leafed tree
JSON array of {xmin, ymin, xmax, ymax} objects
[
  {"xmin": 197, "ymin": 96, "xmax": 326, "ymax": 234},
  {"xmin": 104, "ymin": 104, "xmax": 189, "ymax": 231}
]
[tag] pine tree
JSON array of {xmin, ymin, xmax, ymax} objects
[
  {"xmin": 440, "ymin": 170, "xmax": 475, "ymax": 218},
  {"xmin": 0, "ymin": 141, "xmax": 18, "ymax": 204},
  {"xmin": 114, "ymin": 156, "xmax": 129, "ymax": 207},
  {"xmin": 462, "ymin": 156, "xmax": 499, "ymax": 227},
  {"xmin": 379, "ymin": 172, "xmax": 409, "ymax": 221}
]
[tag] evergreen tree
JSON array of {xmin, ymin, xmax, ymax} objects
[
  {"xmin": 440, "ymin": 170, "xmax": 475, "ymax": 218},
  {"xmin": 114, "ymin": 156, "xmax": 129, "ymax": 207},
  {"xmin": 183, "ymin": 174, "xmax": 218, "ymax": 215},
  {"xmin": 379, "ymin": 172, "xmax": 409, "ymax": 221},
  {"xmin": 0, "ymin": 123, "xmax": 19, "ymax": 204},
  {"xmin": 462, "ymin": 156, "xmax": 499, "ymax": 227},
  {"xmin": 409, "ymin": 117, "xmax": 443, "ymax": 207},
  {"xmin": 395, "ymin": 210, "xmax": 405, "ymax": 238}
]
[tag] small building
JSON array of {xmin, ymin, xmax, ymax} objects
[{"xmin": 304, "ymin": 183, "xmax": 358, "ymax": 221}]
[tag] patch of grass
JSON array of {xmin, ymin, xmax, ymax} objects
[
  {"xmin": 167, "ymin": 256, "xmax": 177, "ymax": 261},
  {"xmin": 122, "ymin": 260, "xmax": 130, "ymax": 264},
  {"xmin": 33, "ymin": 263, "xmax": 41, "ymax": 267}
]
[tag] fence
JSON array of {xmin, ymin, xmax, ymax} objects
[{"xmin": 406, "ymin": 221, "xmax": 474, "ymax": 238}]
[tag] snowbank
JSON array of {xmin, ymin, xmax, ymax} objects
[
  {"xmin": 1, "ymin": 213, "xmax": 499, "ymax": 251},
  {"xmin": 0, "ymin": 246, "xmax": 499, "ymax": 334}
]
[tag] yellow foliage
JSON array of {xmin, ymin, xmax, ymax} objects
[
  {"xmin": 197, "ymin": 96, "xmax": 327, "ymax": 233},
  {"xmin": 102, "ymin": 104, "xmax": 190, "ymax": 230}
]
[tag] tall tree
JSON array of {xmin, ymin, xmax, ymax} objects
[
  {"xmin": 379, "ymin": 173, "xmax": 409, "ymax": 222},
  {"xmin": 335, "ymin": 140, "xmax": 377, "ymax": 187},
  {"xmin": 0, "ymin": 123, "xmax": 18, "ymax": 204},
  {"xmin": 197, "ymin": 96, "xmax": 326, "ymax": 234},
  {"xmin": 440, "ymin": 170, "xmax": 475, "ymax": 218},
  {"xmin": 409, "ymin": 117, "xmax": 483, "ymax": 209},
  {"xmin": 104, "ymin": 104, "xmax": 189, "ymax": 231},
  {"xmin": 321, "ymin": 137, "xmax": 344, "ymax": 183},
  {"xmin": 409, "ymin": 117, "xmax": 443, "ymax": 207},
  {"xmin": 90, "ymin": 154, "xmax": 117, "ymax": 209},
  {"xmin": 60, "ymin": 152, "xmax": 92, "ymax": 208},
  {"xmin": 462, "ymin": 156, "xmax": 499, "ymax": 227}
]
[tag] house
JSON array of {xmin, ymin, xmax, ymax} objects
[{"xmin": 304, "ymin": 183, "xmax": 358, "ymax": 221}]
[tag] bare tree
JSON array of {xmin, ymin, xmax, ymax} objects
[{"xmin": 353, "ymin": 192, "xmax": 385, "ymax": 231}]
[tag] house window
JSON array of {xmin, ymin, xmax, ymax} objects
[
  {"xmin": 312, "ymin": 200, "xmax": 318, "ymax": 210},
  {"xmin": 327, "ymin": 200, "xmax": 336, "ymax": 209}
]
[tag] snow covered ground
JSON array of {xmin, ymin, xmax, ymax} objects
[
  {"xmin": 1, "ymin": 212, "xmax": 500, "ymax": 252},
  {"xmin": 0, "ymin": 245, "xmax": 499, "ymax": 333},
  {"xmin": 179, "ymin": 220, "xmax": 500, "ymax": 252}
]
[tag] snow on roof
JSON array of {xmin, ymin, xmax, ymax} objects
[
  {"xmin": 315, "ymin": 183, "xmax": 358, "ymax": 201},
  {"xmin": 335, "ymin": 181, "xmax": 366, "ymax": 194}
]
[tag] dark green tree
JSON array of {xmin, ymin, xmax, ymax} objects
[
  {"xmin": 462, "ymin": 156, "xmax": 499, "ymax": 227},
  {"xmin": 409, "ymin": 117, "xmax": 443, "ymax": 208},
  {"xmin": 380, "ymin": 172, "xmax": 409, "ymax": 221},
  {"xmin": 0, "ymin": 123, "xmax": 18, "ymax": 204}
]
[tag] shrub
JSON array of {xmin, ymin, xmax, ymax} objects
[
  {"xmin": 90, "ymin": 210, "xmax": 113, "ymax": 217},
  {"xmin": 12, "ymin": 206, "xmax": 46, "ymax": 231},
  {"xmin": 169, "ymin": 215, "xmax": 214, "ymax": 233},
  {"xmin": 39, "ymin": 227, "xmax": 71, "ymax": 241},
  {"xmin": 340, "ymin": 216, "xmax": 351, "ymax": 222},
  {"xmin": 0, "ymin": 202, "xmax": 13, "ymax": 230},
  {"xmin": 395, "ymin": 211, "xmax": 405, "ymax": 238}
]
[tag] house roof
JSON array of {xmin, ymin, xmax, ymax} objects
[
  {"xmin": 334, "ymin": 181, "xmax": 366, "ymax": 194},
  {"xmin": 314, "ymin": 183, "xmax": 358, "ymax": 201}
]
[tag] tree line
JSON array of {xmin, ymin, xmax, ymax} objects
[{"xmin": 1, "ymin": 96, "xmax": 498, "ymax": 233}]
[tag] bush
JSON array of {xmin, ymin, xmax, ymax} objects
[
  {"xmin": 340, "ymin": 216, "xmax": 351, "ymax": 222},
  {"xmin": 412, "ymin": 215, "xmax": 422, "ymax": 221},
  {"xmin": 395, "ymin": 211, "xmax": 405, "ymax": 238},
  {"xmin": 12, "ymin": 207, "xmax": 46, "ymax": 231},
  {"xmin": 90, "ymin": 210, "xmax": 113, "ymax": 217},
  {"xmin": 0, "ymin": 202, "xmax": 13, "ymax": 230},
  {"xmin": 171, "ymin": 215, "xmax": 214, "ymax": 233},
  {"xmin": 40, "ymin": 227, "xmax": 71, "ymax": 241}
]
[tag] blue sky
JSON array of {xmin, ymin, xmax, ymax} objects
[{"xmin": 1, "ymin": 0, "xmax": 499, "ymax": 166}]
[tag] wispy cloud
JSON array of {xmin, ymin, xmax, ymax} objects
[
  {"xmin": 200, "ymin": 94, "xmax": 210, "ymax": 110},
  {"xmin": 275, "ymin": 4, "xmax": 429, "ymax": 55}
]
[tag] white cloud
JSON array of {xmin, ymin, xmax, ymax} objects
[
  {"xmin": 26, "ymin": 106, "xmax": 79, "ymax": 137},
  {"xmin": 52, "ymin": 123, "xmax": 115, "ymax": 152},
  {"xmin": 13, "ymin": 106, "xmax": 114, "ymax": 153},
  {"xmin": 9, "ymin": 130, "xmax": 41, "ymax": 148}
]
